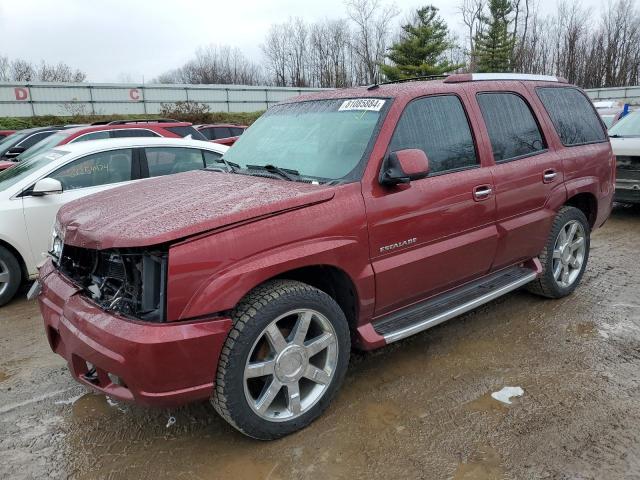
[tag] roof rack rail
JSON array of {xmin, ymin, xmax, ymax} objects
[
  {"xmin": 367, "ymin": 75, "xmax": 448, "ymax": 90},
  {"xmin": 106, "ymin": 118, "xmax": 180, "ymax": 125},
  {"xmin": 90, "ymin": 120, "xmax": 111, "ymax": 126},
  {"xmin": 444, "ymin": 73, "xmax": 568, "ymax": 83}
]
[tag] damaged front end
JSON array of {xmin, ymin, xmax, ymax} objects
[{"xmin": 56, "ymin": 244, "xmax": 168, "ymax": 322}]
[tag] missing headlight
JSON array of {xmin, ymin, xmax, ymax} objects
[{"xmin": 59, "ymin": 245, "xmax": 168, "ymax": 322}]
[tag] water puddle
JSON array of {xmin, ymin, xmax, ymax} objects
[
  {"xmin": 453, "ymin": 446, "xmax": 504, "ymax": 479},
  {"xmin": 465, "ymin": 393, "xmax": 508, "ymax": 414},
  {"xmin": 72, "ymin": 393, "xmax": 118, "ymax": 420}
]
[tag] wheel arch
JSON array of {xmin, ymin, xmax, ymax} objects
[
  {"xmin": 0, "ymin": 238, "xmax": 29, "ymax": 284},
  {"xmin": 565, "ymin": 192, "xmax": 598, "ymax": 228}
]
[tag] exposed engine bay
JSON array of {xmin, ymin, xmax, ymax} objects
[{"xmin": 56, "ymin": 244, "xmax": 167, "ymax": 322}]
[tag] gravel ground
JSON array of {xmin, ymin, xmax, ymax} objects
[{"xmin": 1, "ymin": 204, "xmax": 639, "ymax": 480}]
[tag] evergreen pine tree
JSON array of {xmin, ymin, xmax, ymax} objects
[
  {"xmin": 380, "ymin": 6, "xmax": 462, "ymax": 81},
  {"xmin": 475, "ymin": 0, "xmax": 515, "ymax": 72}
]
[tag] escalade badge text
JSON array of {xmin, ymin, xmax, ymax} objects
[{"xmin": 380, "ymin": 238, "xmax": 417, "ymax": 253}]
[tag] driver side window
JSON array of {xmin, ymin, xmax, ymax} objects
[
  {"xmin": 389, "ymin": 95, "xmax": 478, "ymax": 175},
  {"xmin": 50, "ymin": 149, "xmax": 133, "ymax": 190}
]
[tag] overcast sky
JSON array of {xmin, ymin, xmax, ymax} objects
[{"xmin": 0, "ymin": 0, "xmax": 607, "ymax": 83}]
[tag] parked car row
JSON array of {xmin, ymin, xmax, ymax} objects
[
  {"xmin": 0, "ymin": 120, "xmax": 246, "ymax": 170},
  {"xmin": 19, "ymin": 73, "xmax": 615, "ymax": 440}
]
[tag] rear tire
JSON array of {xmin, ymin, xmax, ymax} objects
[
  {"xmin": 527, "ymin": 206, "xmax": 590, "ymax": 299},
  {"xmin": 212, "ymin": 280, "xmax": 350, "ymax": 440},
  {"xmin": 0, "ymin": 246, "xmax": 22, "ymax": 307}
]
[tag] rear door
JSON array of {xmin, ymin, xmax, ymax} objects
[
  {"xmin": 21, "ymin": 148, "xmax": 139, "ymax": 262},
  {"xmin": 364, "ymin": 94, "xmax": 498, "ymax": 317},
  {"xmin": 468, "ymin": 85, "xmax": 564, "ymax": 269}
]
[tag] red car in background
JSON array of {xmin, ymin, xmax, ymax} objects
[
  {"xmin": 0, "ymin": 120, "xmax": 208, "ymax": 171},
  {"xmin": 196, "ymin": 124, "xmax": 247, "ymax": 145},
  {"xmin": 0, "ymin": 130, "xmax": 16, "ymax": 140}
]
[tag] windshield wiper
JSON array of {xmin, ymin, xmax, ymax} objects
[
  {"xmin": 208, "ymin": 157, "xmax": 240, "ymax": 173},
  {"xmin": 246, "ymin": 164, "xmax": 300, "ymax": 181}
]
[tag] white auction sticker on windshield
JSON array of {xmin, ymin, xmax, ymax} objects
[{"xmin": 339, "ymin": 99, "xmax": 385, "ymax": 112}]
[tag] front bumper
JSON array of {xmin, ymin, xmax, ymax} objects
[
  {"xmin": 37, "ymin": 260, "xmax": 233, "ymax": 407},
  {"xmin": 614, "ymin": 179, "xmax": 640, "ymax": 204}
]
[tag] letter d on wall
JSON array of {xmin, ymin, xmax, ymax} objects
[{"xmin": 14, "ymin": 87, "xmax": 29, "ymax": 101}]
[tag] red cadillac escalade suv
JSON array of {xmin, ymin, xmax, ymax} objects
[{"xmin": 36, "ymin": 74, "xmax": 614, "ymax": 440}]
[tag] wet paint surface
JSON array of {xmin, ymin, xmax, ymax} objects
[{"xmin": 1, "ymin": 204, "xmax": 640, "ymax": 479}]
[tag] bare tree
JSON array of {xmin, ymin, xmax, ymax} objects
[
  {"xmin": 458, "ymin": 0, "xmax": 485, "ymax": 71},
  {"xmin": 345, "ymin": 0, "xmax": 399, "ymax": 84}
]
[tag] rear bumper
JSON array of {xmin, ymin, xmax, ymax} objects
[{"xmin": 37, "ymin": 260, "xmax": 233, "ymax": 407}]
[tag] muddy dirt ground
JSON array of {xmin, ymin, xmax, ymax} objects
[{"xmin": 1, "ymin": 204, "xmax": 639, "ymax": 480}]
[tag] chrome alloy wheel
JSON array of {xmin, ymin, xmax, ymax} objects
[
  {"xmin": 0, "ymin": 259, "xmax": 10, "ymax": 297},
  {"xmin": 243, "ymin": 309, "xmax": 338, "ymax": 422},
  {"xmin": 552, "ymin": 219, "xmax": 586, "ymax": 288}
]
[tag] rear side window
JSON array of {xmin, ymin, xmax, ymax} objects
[
  {"xmin": 164, "ymin": 126, "xmax": 207, "ymax": 140},
  {"xmin": 477, "ymin": 93, "xmax": 545, "ymax": 162},
  {"xmin": 111, "ymin": 129, "xmax": 160, "ymax": 138},
  {"xmin": 389, "ymin": 95, "xmax": 477, "ymax": 175},
  {"xmin": 72, "ymin": 131, "xmax": 111, "ymax": 142},
  {"xmin": 51, "ymin": 149, "xmax": 133, "ymax": 190},
  {"xmin": 537, "ymin": 87, "xmax": 607, "ymax": 146},
  {"xmin": 144, "ymin": 147, "xmax": 205, "ymax": 177},
  {"xmin": 214, "ymin": 127, "xmax": 232, "ymax": 139},
  {"xmin": 198, "ymin": 128, "xmax": 214, "ymax": 140},
  {"xmin": 230, "ymin": 127, "xmax": 245, "ymax": 136}
]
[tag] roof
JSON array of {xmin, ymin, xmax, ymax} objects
[
  {"xmin": 283, "ymin": 73, "xmax": 569, "ymax": 104},
  {"xmin": 51, "ymin": 137, "xmax": 228, "ymax": 156},
  {"xmin": 61, "ymin": 122, "xmax": 193, "ymax": 136},
  {"xmin": 196, "ymin": 124, "xmax": 248, "ymax": 128}
]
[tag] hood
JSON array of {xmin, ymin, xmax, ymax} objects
[
  {"xmin": 59, "ymin": 170, "xmax": 335, "ymax": 250},
  {"xmin": 610, "ymin": 137, "xmax": 640, "ymax": 156}
]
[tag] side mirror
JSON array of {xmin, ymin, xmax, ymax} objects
[
  {"xmin": 4, "ymin": 146, "xmax": 26, "ymax": 159},
  {"xmin": 379, "ymin": 149, "xmax": 430, "ymax": 186},
  {"xmin": 32, "ymin": 178, "xmax": 63, "ymax": 196}
]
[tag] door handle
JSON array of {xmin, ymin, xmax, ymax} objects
[
  {"xmin": 473, "ymin": 185, "xmax": 493, "ymax": 200},
  {"xmin": 543, "ymin": 170, "xmax": 558, "ymax": 183}
]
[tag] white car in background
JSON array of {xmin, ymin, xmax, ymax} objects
[
  {"xmin": 608, "ymin": 111, "xmax": 640, "ymax": 205},
  {"xmin": 0, "ymin": 137, "xmax": 228, "ymax": 306}
]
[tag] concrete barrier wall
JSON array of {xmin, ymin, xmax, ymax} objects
[
  {"xmin": 585, "ymin": 86, "xmax": 640, "ymax": 105},
  {"xmin": 0, "ymin": 81, "xmax": 637, "ymax": 117},
  {"xmin": 0, "ymin": 82, "xmax": 328, "ymax": 117}
]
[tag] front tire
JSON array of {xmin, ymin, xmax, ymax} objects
[
  {"xmin": 0, "ymin": 246, "xmax": 21, "ymax": 307},
  {"xmin": 212, "ymin": 280, "xmax": 350, "ymax": 440},
  {"xmin": 527, "ymin": 206, "xmax": 590, "ymax": 299}
]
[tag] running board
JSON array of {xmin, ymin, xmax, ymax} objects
[{"xmin": 373, "ymin": 266, "xmax": 538, "ymax": 344}]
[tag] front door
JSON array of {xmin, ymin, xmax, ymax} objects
[{"xmin": 364, "ymin": 94, "xmax": 498, "ymax": 317}]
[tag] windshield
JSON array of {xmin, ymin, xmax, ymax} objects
[
  {"xmin": 0, "ymin": 149, "xmax": 69, "ymax": 192},
  {"xmin": 17, "ymin": 131, "xmax": 70, "ymax": 161},
  {"xmin": 223, "ymin": 98, "xmax": 387, "ymax": 181},
  {"xmin": 609, "ymin": 111, "xmax": 640, "ymax": 137},
  {"xmin": 0, "ymin": 131, "xmax": 31, "ymax": 157},
  {"xmin": 600, "ymin": 115, "xmax": 615, "ymax": 129}
]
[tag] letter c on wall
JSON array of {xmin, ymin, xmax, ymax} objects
[
  {"xmin": 14, "ymin": 87, "xmax": 29, "ymax": 101},
  {"xmin": 129, "ymin": 88, "xmax": 140, "ymax": 101}
]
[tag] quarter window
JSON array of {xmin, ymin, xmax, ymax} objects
[
  {"xmin": 203, "ymin": 150, "xmax": 223, "ymax": 167},
  {"xmin": 144, "ymin": 147, "xmax": 205, "ymax": 177},
  {"xmin": 51, "ymin": 149, "xmax": 133, "ymax": 190},
  {"xmin": 537, "ymin": 87, "xmax": 607, "ymax": 146},
  {"xmin": 389, "ymin": 95, "xmax": 478, "ymax": 175},
  {"xmin": 477, "ymin": 93, "xmax": 545, "ymax": 162}
]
